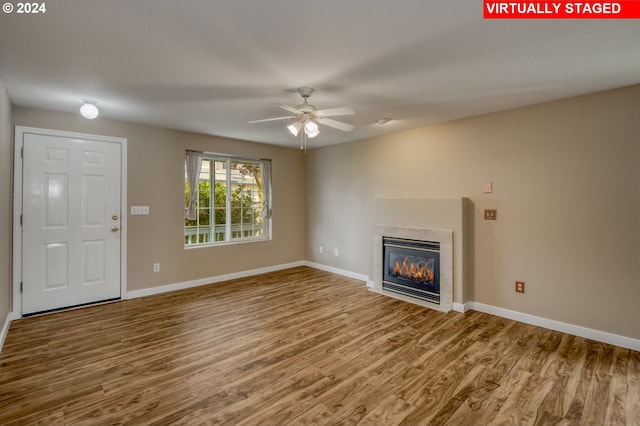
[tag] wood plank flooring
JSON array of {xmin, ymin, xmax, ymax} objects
[{"xmin": 1, "ymin": 266, "xmax": 638, "ymax": 425}]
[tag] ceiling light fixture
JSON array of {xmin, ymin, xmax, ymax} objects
[
  {"xmin": 376, "ymin": 117, "xmax": 392, "ymax": 126},
  {"xmin": 249, "ymin": 87, "xmax": 355, "ymax": 152},
  {"xmin": 289, "ymin": 116, "xmax": 320, "ymax": 151},
  {"xmin": 80, "ymin": 100, "xmax": 99, "ymax": 119}
]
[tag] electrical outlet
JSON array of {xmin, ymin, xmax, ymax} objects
[
  {"xmin": 319, "ymin": 246, "xmax": 323, "ymax": 254},
  {"xmin": 484, "ymin": 209, "xmax": 497, "ymax": 220},
  {"xmin": 516, "ymin": 281, "xmax": 525, "ymax": 293},
  {"xmin": 334, "ymin": 249, "xmax": 339, "ymax": 257},
  {"xmin": 153, "ymin": 263, "xmax": 160, "ymax": 273}
]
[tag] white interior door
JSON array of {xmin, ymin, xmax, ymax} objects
[{"xmin": 22, "ymin": 133, "xmax": 122, "ymax": 315}]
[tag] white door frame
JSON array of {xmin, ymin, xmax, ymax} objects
[{"xmin": 12, "ymin": 126, "xmax": 128, "ymax": 319}]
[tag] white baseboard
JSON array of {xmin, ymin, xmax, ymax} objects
[
  {"xmin": 303, "ymin": 261, "xmax": 369, "ymax": 282},
  {"xmin": 453, "ymin": 302, "xmax": 468, "ymax": 313},
  {"xmin": 127, "ymin": 261, "xmax": 306, "ymax": 299},
  {"xmin": 0, "ymin": 311, "xmax": 12, "ymax": 354},
  {"xmin": 468, "ymin": 301, "xmax": 640, "ymax": 352}
]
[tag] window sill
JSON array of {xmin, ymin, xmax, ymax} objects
[{"xmin": 184, "ymin": 236, "xmax": 272, "ymax": 250}]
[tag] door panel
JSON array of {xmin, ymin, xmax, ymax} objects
[
  {"xmin": 83, "ymin": 175, "xmax": 105, "ymax": 225},
  {"xmin": 43, "ymin": 242, "xmax": 68, "ymax": 289},
  {"xmin": 83, "ymin": 240, "xmax": 105, "ymax": 283},
  {"xmin": 44, "ymin": 173, "xmax": 69, "ymax": 226},
  {"xmin": 22, "ymin": 133, "xmax": 122, "ymax": 315}
]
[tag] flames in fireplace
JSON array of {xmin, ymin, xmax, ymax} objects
[{"xmin": 392, "ymin": 256, "xmax": 434, "ymax": 284}]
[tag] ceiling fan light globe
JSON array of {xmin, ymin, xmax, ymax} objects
[
  {"xmin": 305, "ymin": 121, "xmax": 319, "ymax": 138},
  {"xmin": 287, "ymin": 122, "xmax": 301, "ymax": 136}
]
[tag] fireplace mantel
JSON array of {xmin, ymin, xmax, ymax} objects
[{"xmin": 371, "ymin": 225, "xmax": 453, "ymax": 313}]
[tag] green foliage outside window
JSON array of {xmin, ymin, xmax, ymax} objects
[{"xmin": 185, "ymin": 181, "xmax": 262, "ymax": 227}]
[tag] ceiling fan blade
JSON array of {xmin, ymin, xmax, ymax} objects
[
  {"xmin": 314, "ymin": 106, "xmax": 355, "ymax": 117},
  {"xmin": 316, "ymin": 117, "xmax": 354, "ymax": 132},
  {"xmin": 249, "ymin": 116, "xmax": 296, "ymax": 123},
  {"xmin": 273, "ymin": 103, "xmax": 301, "ymax": 114}
]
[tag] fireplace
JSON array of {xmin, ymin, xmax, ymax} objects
[
  {"xmin": 383, "ymin": 237, "xmax": 440, "ymax": 304},
  {"xmin": 371, "ymin": 224, "xmax": 454, "ymax": 313}
]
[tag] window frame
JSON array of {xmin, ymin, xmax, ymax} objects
[{"xmin": 185, "ymin": 153, "xmax": 271, "ymax": 248}]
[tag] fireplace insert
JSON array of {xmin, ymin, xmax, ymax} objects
[{"xmin": 382, "ymin": 236, "xmax": 440, "ymax": 304}]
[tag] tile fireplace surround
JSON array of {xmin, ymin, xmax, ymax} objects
[{"xmin": 371, "ymin": 225, "xmax": 453, "ymax": 313}]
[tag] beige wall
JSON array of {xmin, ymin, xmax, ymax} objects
[
  {"xmin": 12, "ymin": 108, "xmax": 306, "ymax": 292},
  {"xmin": 0, "ymin": 76, "xmax": 12, "ymax": 324},
  {"xmin": 306, "ymin": 85, "xmax": 640, "ymax": 339}
]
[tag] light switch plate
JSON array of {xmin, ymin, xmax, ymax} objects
[
  {"xmin": 131, "ymin": 206, "xmax": 150, "ymax": 215},
  {"xmin": 483, "ymin": 182, "xmax": 493, "ymax": 193}
]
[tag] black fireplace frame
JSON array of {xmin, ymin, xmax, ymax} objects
[{"xmin": 382, "ymin": 236, "xmax": 441, "ymax": 305}]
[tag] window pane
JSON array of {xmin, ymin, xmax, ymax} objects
[
  {"xmin": 212, "ymin": 160, "xmax": 227, "ymax": 241},
  {"xmin": 199, "ymin": 209, "xmax": 209, "ymax": 226},
  {"xmin": 229, "ymin": 161, "xmax": 264, "ymax": 240}
]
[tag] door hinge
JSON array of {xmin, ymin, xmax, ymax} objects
[
  {"xmin": 20, "ymin": 214, "xmax": 23, "ymax": 226},
  {"xmin": 21, "ymin": 147, "xmax": 24, "ymax": 158},
  {"xmin": 20, "ymin": 282, "xmax": 23, "ymax": 292}
]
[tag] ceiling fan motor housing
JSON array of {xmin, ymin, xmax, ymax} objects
[
  {"xmin": 298, "ymin": 87, "xmax": 314, "ymax": 98},
  {"xmin": 297, "ymin": 104, "xmax": 315, "ymax": 113},
  {"xmin": 297, "ymin": 87, "xmax": 316, "ymax": 112}
]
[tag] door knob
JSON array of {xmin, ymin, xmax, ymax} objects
[
  {"xmin": 112, "ymin": 215, "xmax": 119, "ymax": 220},
  {"xmin": 111, "ymin": 226, "xmax": 119, "ymax": 232}
]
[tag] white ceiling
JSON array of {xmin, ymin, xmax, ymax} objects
[{"xmin": 1, "ymin": 1, "xmax": 639, "ymax": 149}]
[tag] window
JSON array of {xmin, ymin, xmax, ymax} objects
[{"xmin": 185, "ymin": 152, "xmax": 271, "ymax": 247}]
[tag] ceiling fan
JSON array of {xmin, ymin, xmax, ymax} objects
[{"xmin": 249, "ymin": 87, "xmax": 355, "ymax": 150}]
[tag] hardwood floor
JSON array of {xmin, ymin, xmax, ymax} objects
[{"xmin": 1, "ymin": 266, "xmax": 638, "ymax": 425}]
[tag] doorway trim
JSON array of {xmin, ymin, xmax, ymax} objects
[{"xmin": 12, "ymin": 126, "xmax": 128, "ymax": 319}]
